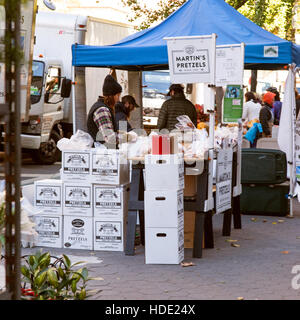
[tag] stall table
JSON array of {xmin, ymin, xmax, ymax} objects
[{"xmin": 125, "ymin": 149, "xmax": 242, "ymax": 258}]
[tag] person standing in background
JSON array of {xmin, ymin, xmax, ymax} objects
[
  {"xmin": 267, "ymin": 87, "xmax": 282, "ymax": 125},
  {"xmin": 157, "ymin": 84, "xmax": 197, "ymax": 131},
  {"xmin": 259, "ymin": 91, "xmax": 275, "ymax": 137},
  {"xmin": 115, "ymin": 95, "xmax": 140, "ymax": 132},
  {"xmin": 242, "ymin": 91, "xmax": 261, "ymax": 126},
  {"xmin": 295, "ymin": 90, "xmax": 300, "ymax": 119}
]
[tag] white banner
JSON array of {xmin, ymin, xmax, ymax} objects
[
  {"xmin": 278, "ymin": 67, "xmax": 296, "ymax": 162},
  {"xmin": 277, "ymin": 66, "xmax": 297, "ymax": 206},
  {"xmin": 165, "ymin": 34, "xmax": 216, "ymax": 84},
  {"xmin": 216, "ymin": 148, "xmax": 233, "ymax": 214},
  {"xmin": 215, "ymin": 44, "xmax": 245, "ymax": 87}
]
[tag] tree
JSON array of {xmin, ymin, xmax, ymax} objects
[{"xmin": 121, "ymin": 0, "xmax": 297, "ymax": 41}]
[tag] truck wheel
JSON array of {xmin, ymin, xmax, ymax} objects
[{"xmin": 31, "ymin": 130, "xmax": 61, "ymax": 165}]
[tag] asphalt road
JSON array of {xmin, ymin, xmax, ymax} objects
[{"xmin": 0, "ymin": 153, "xmax": 61, "ymax": 185}]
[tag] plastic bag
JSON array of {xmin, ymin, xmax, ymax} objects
[
  {"xmin": 175, "ymin": 115, "xmax": 196, "ymax": 130},
  {"xmin": 57, "ymin": 130, "xmax": 94, "ymax": 151}
]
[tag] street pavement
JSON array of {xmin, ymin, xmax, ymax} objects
[
  {"xmin": 1, "ymin": 158, "xmax": 300, "ymax": 300},
  {"xmin": 20, "ymin": 200, "xmax": 300, "ymax": 300}
]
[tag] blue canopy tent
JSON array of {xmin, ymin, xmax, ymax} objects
[{"xmin": 72, "ymin": 0, "xmax": 300, "ymax": 70}]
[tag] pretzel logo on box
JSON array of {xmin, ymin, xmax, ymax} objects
[
  {"xmin": 92, "ymin": 153, "xmax": 118, "ymax": 176},
  {"xmin": 63, "ymin": 152, "xmax": 90, "ymax": 173},
  {"xmin": 65, "ymin": 186, "xmax": 91, "ymax": 207},
  {"xmin": 95, "ymin": 188, "xmax": 121, "ymax": 208},
  {"xmin": 95, "ymin": 221, "xmax": 122, "ymax": 242},
  {"xmin": 36, "ymin": 186, "xmax": 61, "ymax": 206}
]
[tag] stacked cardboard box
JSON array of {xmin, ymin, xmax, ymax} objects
[
  {"xmin": 144, "ymin": 153, "xmax": 184, "ymax": 264},
  {"xmin": 33, "ymin": 148, "xmax": 130, "ymax": 251},
  {"xmin": 33, "ymin": 179, "xmax": 64, "ymax": 248},
  {"xmin": 91, "ymin": 149, "xmax": 130, "ymax": 252}
]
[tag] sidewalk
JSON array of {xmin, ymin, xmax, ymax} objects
[{"xmin": 19, "ymin": 200, "xmax": 300, "ymax": 300}]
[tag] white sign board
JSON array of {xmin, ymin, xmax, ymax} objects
[
  {"xmin": 216, "ymin": 148, "xmax": 233, "ymax": 214},
  {"xmin": 215, "ymin": 44, "xmax": 245, "ymax": 87},
  {"xmin": 165, "ymin": 34, "xmax": 216, "ymax": 84}
]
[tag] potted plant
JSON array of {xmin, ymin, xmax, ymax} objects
[{"xmin": 21, "ymin": 251, "xmax": 100, "ymax": 300}]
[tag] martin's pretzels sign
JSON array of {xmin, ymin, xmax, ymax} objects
[{"xmin": 165, "ymin": 34, "xmax": 216, "ymax": 84}]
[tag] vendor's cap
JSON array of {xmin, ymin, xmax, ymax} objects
[
  {"xmin": 122, "ymin": 95, "xmax": 140, "ymax": 108},
  {"xmin": 263, "ymin": 91, "xmax": 276, "ymax": 105},
  {"xmin": 167, "ymin": 83, "xmax": 184, "ymax": 96},
  {"xmin": 102, "ymin": 75, "xmax": 122, "ymax": 96}
]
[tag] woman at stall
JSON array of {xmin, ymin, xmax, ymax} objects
[{"xmin": 87, "ymin": 74, "xmax": 122, "ymax": 148}]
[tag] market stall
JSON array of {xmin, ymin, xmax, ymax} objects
[{"xmin": 17, "ymin": 0, "xmax": 300, "ymax": 265}]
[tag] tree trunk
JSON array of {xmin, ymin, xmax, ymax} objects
[{"xmin": 250, "ymin": 70, "xmax": 258, "ymax": 92}]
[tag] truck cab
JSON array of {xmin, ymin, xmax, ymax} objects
[{"xmin": 21, "ymin": 56, "xmax": 71, "ymax": 164}]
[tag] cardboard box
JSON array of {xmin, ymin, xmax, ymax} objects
[
  {"xmin": 63, "ymin": 216, "xmax": 93, "ymax": 250},
  {"xmin": 145, "ymin": 226, "xmax": 184, "ymax": 264},
  {"xmin": 93, "ymin": 184, "xmax": 130, "ymax": 218},
  {"xmin": 63, "ymin": 183, "xmax": 92, "ymax": 217},
  {"xmin": 34, "ymin": 180, "xmax": 63, "ymax": 215},
  {"xmin": 90, "ymin": 149, "xmax": 130, "ymax": 185},
  {"xmin": 144, "ymin": 154, "xmax": 184, "ymax": 190},
  {"xmin": 145, "ymin": 189, "xmax": 184, "ymax": 228},
  {"xmin": 184, "ymin": 211, "xmax": 195, "ymax": 249},
  {"xmin": 61, "ymin": 150, "xmax": 91, "ymax": 182},
  {"xmin": 32, "ymin": 214, "xmax": 63, "ymax": 248},
  {"xmin": 93, "ymin": 218, "xmax": 126, "ymax": 251},
  {"xmin": 184, "ymin": 211, "xmax": 205, "ymax": 249},
  {"xmin": 184, "ymin": 175, "xmax": 197, "ymax": 198}
]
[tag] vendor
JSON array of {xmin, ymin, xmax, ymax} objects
[
  {"xmin": 259, "ymin": 91, "xmax": 275, "ymax": 137},
  {"xmin": 87, "ymin": 74, "xmax": 122, "ymax": 147},
  {"xmin": 157, "ymin": 84, "xmax": 197, "ymax": 131},
  {"xmin": 115, "ymin": 95, "xmax": 140, "ymax": 132}
]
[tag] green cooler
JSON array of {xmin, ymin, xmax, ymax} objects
[{"xmin": 240, "ymin": 183, "xmax": 289, "ymax": 217}]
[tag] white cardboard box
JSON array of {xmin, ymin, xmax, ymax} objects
[
  {"xmin": 90, "ymin": 149, "xmax": 130, "ymax": 185},
  {"xmin": 144, "ymin": 154, "xmax": 184, "ymax": 190},
  {"xmin": 93, "ymin": 184, "xmax": 130, "ymax": 219},
  {"xmin": 93, "ymin": 218, "xmax": 126, "ymax": 251},
  {"xmin": 63, "ymin": 183, "xmax": 93, "ymax": 217},
  {"xmin": 61, "ymin": 150, "xmax": 91, "ymax": 182},
  {"xmin": 63, "ymin": 216, "xmax": 93, "ymax": 250},
  {"xmin": 145, "ymin": 226, "xmax": 184, "ymax": 264},
  {"xmin": 145, "ymin": 189, "xmax": 184, "ymax": 228},
  {"xmin": 32, "ymin": 214, "xmax": 63, "ymax": 248},
  {"xmin": 34, "ymin": 180, "xmax": 63, "ymax": 215}
]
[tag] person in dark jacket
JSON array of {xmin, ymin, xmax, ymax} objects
[
  {"xmin": 267, "ymin": 87, "xmax": 282, "ymax": 125},
  {"xmin": 296, "ymin": 90, "xmax": 300, "ymax": 119},
  {"xmin": 87, "ymin": 74, "xmax": 122, "ymax": 146},
  {"xmin": 259, "ymin": 91, "xmax": 275, "ymax": 137},
  {"xmin": 115, "ymin": 95, "xmax": 140, "ymax": 132},
  {"xmin": 157, "ymin": 84, "xmax": 197, "ymax": 131}
]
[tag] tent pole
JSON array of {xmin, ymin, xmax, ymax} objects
[
  {"xmin": 290, "ymin": 65, "xmax": 296, "ymax": 217},
  {"xmin": 71, "ymin": 65, "xmax": 76, "ymax": 134}
]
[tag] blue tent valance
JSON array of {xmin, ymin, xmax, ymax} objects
[{"xmin": 72, "ymin": 0, "xmax": 300, "ymax": 70}]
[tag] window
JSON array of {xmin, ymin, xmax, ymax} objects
[
  {"xmin": 46, "ymin": 66, "xmax": 61, "ymax": 100},
  {"xmin": 30, "ymin": 60, "xmax": 45, "ymax": 104}
]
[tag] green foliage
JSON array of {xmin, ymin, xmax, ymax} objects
[
  {"xmin": 20, "ymin": 251, "xmax": 95, "ymax": 300},
  {"xmin": 121, "ymin": 0, "xmax": 297, "ymax": 41}
]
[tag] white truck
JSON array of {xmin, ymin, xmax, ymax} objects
[
  {"xmin": 0, "ymin": 0, "xmax": 37, "ymax": 119},
  {"xmin": 22, "ymin": 10, "xmax": 133, "ymax": 164}
]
